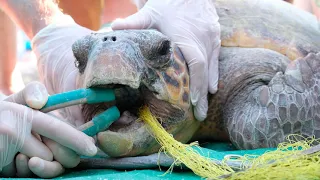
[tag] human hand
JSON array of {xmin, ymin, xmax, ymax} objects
[
  {"xmin": 32, "ymin": 15, "xmax": 94, "ymax": 126},
  {"xmin": 0, "ymin": 82, "xmax": 97, "ymax": 178},
  {"xmin": 0, "ymin": 93, "xmax": 6, "ymax": 101},
  {"xmin": 111, "ymin": 0, "xmax": 221, "ymax": 121}
]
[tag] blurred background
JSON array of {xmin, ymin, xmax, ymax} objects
[
  {"xmin": 0, "ymin": 0, "xmax": 137, "ymax": 95},
  {"xmin": 0, "ymin": 0, "xmax": 319, "ymax": 95}
]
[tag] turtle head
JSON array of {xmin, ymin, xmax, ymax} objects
[{"xmin": 72, "ymin": 30, "xmax": 199, "ymax": 157}]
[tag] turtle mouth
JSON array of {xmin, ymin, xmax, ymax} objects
[{"xmin": 82, "ymin": 84, "xmax": 149, "ymax": 131}]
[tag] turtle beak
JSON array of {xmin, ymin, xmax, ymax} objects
[
  {"xmin": 83, "ymin": 51, "xmax": 144, "ymax": 89},
  {"xmin": 73, "ymin": 33, "xmax": 146, "ymax": 89},
  {"xmin": 97, "ymin": 124, "xmax": 153, "ymax": 157}
]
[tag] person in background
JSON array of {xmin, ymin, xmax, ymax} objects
[
  {"xmin": 0, "ymin": 10, "xmax": 19, "ymax": 95},
  {"xmin": 0, "ymin": 0, "xmax": 133, "ymax": 95},
  {"xmin": 57, "ymin": 0, "xmax": 103, "ymax": 31},
  {"xmin": 101, "ymin": 0, "xmax": 137, "ymax": 28},
  {"xmin": 0, "ymin": 1, "xmax": 103, "ymax": 96},
  {"xmin": 58, "ymin": 0, "xmax": 137, "ymax": 30},
  {"xmin": 292, "ymin": 0, "xmax": 320, "ymax": 19}
]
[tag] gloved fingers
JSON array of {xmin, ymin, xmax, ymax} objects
[
  {"xmin": 19, "ymin": 133, "xmax": 53, "ymax": 161},
  {"xmin": 31, "ymin": 131, "xmax": 42, "ymax": 141},
  {"xmin": 0, "ymin": 101, "xmax": 96, "ymax": 158},
  {"xmin": 0, "ymin": 103, "xmax": 34, "ymax": 172},
  {"xmin": 4, "ymin": 82, "xmax": 48, "ymax": 109},
  {"xmin": 111, "ymin": 7, "xmax": 153, "ymax": 30},
  {"xmin": 1, "ymin": 160, "xmax": 16, "ymax": 177},
  {"xmin": 28, "ymin": 157, "xmax": 65, "ymax": 179},
  {"xmin": 42, "ymin": 137, "xmax": 80, "ymax": 168},
  {"xmin": 0, "ymin": 101, "xmax": 53, "ymax": 161},
  {"xmin": 31, "ymin": 110, "xmax": 97, "ymax": 157},
  {"xmin": 194, "ymin": 95, "xmax": 209, "ymax": 122},
  {"xmin": 208, "ymin": 41, "xmax": 221, "ymax": 94},
  {"xmin": 177, "ymin": 42, "xmax": 209, "ymax": 121},
  {"xmin": 16, "ymin": 153, "xmax": 33, "ymax": 178}
]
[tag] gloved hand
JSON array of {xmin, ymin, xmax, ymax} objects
[
  {"xmin": 112, "ymin": 0, "xmax": 221, "ymax": 121},
  {"xmin": 0, "ymin": 82, "xmax": 97, "ymax": 178},
  {"xmin": 0, "ymin": 93, "xmax": 6, "ymax": 101},
  {"xmin": 32, "ymin": 14, "xmax": 94, "ymax": 126}
]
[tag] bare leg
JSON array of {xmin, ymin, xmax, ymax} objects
[
  {"xmin": 310, "ymin": 0, "xmax": 320, "ymax": 19},
  {"xmin": 57, "ymin": 0, "xmax": 103, "ymax": 30},
  {"xmin": 102, "ymin": 0, "xmax": 137, "ymax": 24},
  {"xmin": 292, "ymin": 0, "xmax": 320, "ymax": 19},
  {"xmin": 0, "ymin": 9, "xmax": 17, "ymax": 95},
  {"xmin": 292, "ymin": 0, "xmax": 313, "ymax": 12}
]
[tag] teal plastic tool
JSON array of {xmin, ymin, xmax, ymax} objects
[
  {"xmin": 35, "ymin": 88, "xmax": 120, "ymax": 137},
  {"xmin": 40, "ymin": 88, "xmax": 116, "ymax": 113},
  {"xmin": 77, "ymin": 106, "xmax": 120, "ymax": 136}
]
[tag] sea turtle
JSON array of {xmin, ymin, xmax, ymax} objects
[{"xmin": 71, "ymin": 0, "xmax": 320, "ymax": 158}]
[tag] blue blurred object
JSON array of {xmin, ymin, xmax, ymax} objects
[{"xmin": 25, "ymin": 40, "xmax": 32, "ymax": 51}]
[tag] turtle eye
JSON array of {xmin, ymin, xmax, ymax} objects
[
  {"xmin": 74, "ymin": 55, "xmax": 88, "ymax": 74},
  {"xmin": 158, "ymin": 40, "xmax": 171, "ymax": 56},
  {"xmin": 145, "ymin": 39, "xmax": 173, "ymax": 70}
]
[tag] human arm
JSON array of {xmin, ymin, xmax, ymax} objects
[{"xmin": 0, "ymin": 0, "xmax": 63, "ymax": 40}]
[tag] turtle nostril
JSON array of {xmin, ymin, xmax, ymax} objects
[{"xmin": 103, "ymin": 36, "xmax": 117, "ymax": 42}]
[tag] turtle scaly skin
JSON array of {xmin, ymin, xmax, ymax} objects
[
  {"xmin": 216, "ymin": 0, "xmax": 320, "ymax": 60},
  {"xmin": 197, "ymin": 48, "xmax": 320, "ymax": 149},
  {"xmin": 195, "ymin": 0, "xmax": 320, "ymax": 149}
]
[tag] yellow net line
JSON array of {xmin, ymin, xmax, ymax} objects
[
  {"xmin": 139, "ymin": 106, "xmax": 320, "ymax": 179},
  {"xmin": 226, "ymin": 135, "xmax": 320, "ymax": 180},
  {"xmin": 139, "ymin": 106, "xmax": 234, "ymax": 178}
]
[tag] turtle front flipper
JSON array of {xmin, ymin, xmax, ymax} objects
[{"xmin": 224, "ymin": 50, "xmax": 320, "ymax": 149}]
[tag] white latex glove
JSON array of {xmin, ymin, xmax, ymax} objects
[
  {"xmin": 0, "ymin": 82, "xmax": 97, "ymax": 178},
  {"xmin": 0, "ymin": 93, "xmax": 6, "ymax": 101},
  {"xmin": 112, "ymin": 0, "xmax": 221, "ymax": 121},
  {"xmin": 32, "ymin": 15, "xmax": 94, "ymax": 127}
]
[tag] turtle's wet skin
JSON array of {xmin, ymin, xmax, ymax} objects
[{"xmin": 72, "ymin": 0, "xmax": 320, "ymax": 157}]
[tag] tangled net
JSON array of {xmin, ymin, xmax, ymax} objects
[
  {"xmin": 226, "ymin": 135, "xmax": 320, "ymax": 180},
  {"xmin": 139, "ymin": 106, "xmax": 320, "ymax": 179},
  {"xmin": 139, "ymin": 106, "xmax": 234, "ymax": 178}
]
